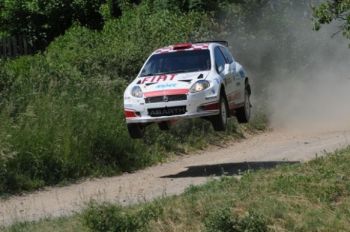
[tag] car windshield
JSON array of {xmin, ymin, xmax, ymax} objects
[{"xmin": 140, "ymin": 50, "xmax": 211, "ymax": 77}]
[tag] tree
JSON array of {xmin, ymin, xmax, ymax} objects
[
  {"xmin": 0, "ymin": 0, "xmax": 105, "ymax": 51},
  {"xmin": 313, "ymin": 0, "xmax": 350, "ymax": 40}
]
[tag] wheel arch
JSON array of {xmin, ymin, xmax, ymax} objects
[
  {"xmin": 220, "ymin": 84, "xmax": 228, "ymax": 99},
  {"xmin": 219, "ymin": 84, "xmax": 231, "ymax": 116},
  {"xmin": 245, "ymin": 77, "xmax": 251, "ymax": 96}
]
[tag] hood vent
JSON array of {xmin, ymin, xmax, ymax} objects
[{"xmin": 178, "ymin": 80, "xmax": 192, "ymax": 83}]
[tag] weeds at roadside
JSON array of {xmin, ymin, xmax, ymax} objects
[{"xmin": 5, "ymin": 148, "xmax": 350, "ymax": 231}]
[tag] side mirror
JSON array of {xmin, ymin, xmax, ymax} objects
[
  {"xmin": 224, "ymin": 64, "xmax": 230, "ymax": 75},
  {"xmin": 218, "ymin": 65, "xmax": 224, "ymax": 74}
]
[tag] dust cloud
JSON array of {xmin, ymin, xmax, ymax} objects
[
  {"xmin": 267, "ymin": 54, "xmax": 350, "ymax": 131},
  {"xmin": 228, "ymin": 2, "xmax": 350, "ymax": 131},
  {"xmin": 266, "ymin": 26, "xmax": 350, "ymax": 131}
]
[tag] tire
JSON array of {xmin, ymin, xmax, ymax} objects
[
  {"xmin": 158, "ymin": 121, "xmax": 170, "ymax": 131},
  {"xmin": 127, "ymin": 124, "xmax": 145, "ymax": 139},
  {"xmin": 210, "ymin": 94, "xmax": 228, "ymax": 131},
  {"xmin": 236, "ymin": 87, "xmax": 251, "ymax": 124}
]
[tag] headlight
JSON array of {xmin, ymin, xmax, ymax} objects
[
  {"xmin": 190, "ymin": 80, "xmax": 210, "ymax": 93},
  {"xmin": 131, "ymin": 86, "xmax": 143, "ymax": 98}
]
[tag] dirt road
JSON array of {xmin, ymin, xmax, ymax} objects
[{"xmin": 1, "ymin": 129, "xmax": 349, "ymax": 226}]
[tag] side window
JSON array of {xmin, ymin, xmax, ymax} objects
[
  {"xmin": 219, "ymin": 47, "xmax": 234, "ymax": 64},
  {"xmin": 214, "ymin": 47, "xmax": 226, "ymax": 73}
]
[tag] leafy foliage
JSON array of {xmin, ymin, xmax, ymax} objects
[
  {"xmin": 0, "ymin": 0, "xmax": 105, "ymax": 51},
  {"xmin": 83, "ymin": 202, "xmax": 163, "ymax": 232},
  {"xmin": 313, "ymin": 0, "xmax": 350, "ymax": 41},
  {"xmin": 0, "ymin": 2, "xmax": 247, "ymax": 194},
  {"xmin": 205, "ymin": 207, "xmax": 267, "ymax": 232},
  {"xmin": 0, "ymin": 0, "xmax": 230, "ymax": 52}
]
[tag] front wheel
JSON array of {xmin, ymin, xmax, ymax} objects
[
  {"xmin": 210, "ymin": 94, "xmax": 228, "ymax": 131},
  {"xmin": 127, "ymin": 124, "xmax": 145, "ymax": 139},
  {"xmin": 236, "ymin": 89, "xmax": 251, "ymax": 124}
]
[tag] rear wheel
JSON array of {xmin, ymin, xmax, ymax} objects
[
  {"xmin": 210, "ymin": 94, "xmax": 228, "ymax": 131},
  {"xmin": 236, "ymin": 88, "xmax": 251, "ymax": 123},
  {"xmin": 127, "ymin": 124, "xmax": 145, "ymax": 139},
  {"xmin": 158, "ymin": 121, "xmax": 170, "ymax": 131}
]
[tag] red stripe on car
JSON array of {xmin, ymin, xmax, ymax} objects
[{"xmin": 144, "ymin": 89, "xmax": 189, "ymax": 97}]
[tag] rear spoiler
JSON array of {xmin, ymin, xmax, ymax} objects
[{"xmin": 194, "ymin": 40, "xmax": 229, "ymax": 47}]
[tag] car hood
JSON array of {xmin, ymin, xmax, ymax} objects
[{"xmin": 138, "ymin": 71, "xmax": 210, "ymax": 97}]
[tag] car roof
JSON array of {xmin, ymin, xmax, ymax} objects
[
  {"xmin": 154, "ymin": 40, "xmax": 228, "ymax": 54},
  {"xmin": 152, "ymin": 41, "xmax": 228, "ymax": 55},
  {"xmin": 152, "ymin": 43, "xmax": 208, "ymax": 54}
]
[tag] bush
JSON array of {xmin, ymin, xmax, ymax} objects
[
  {"xmin": 0, "ymin": 0, "xmax": 106, "ymax": 51},
  {"xmin": 0, "ymin": 2, "xmax": 232, "ymax": 194},
  {"xmin": 83, "ymin": 202, "xmax": 163, "ymax": 232},
  {"xmin": 240, "ymin": 211, "xmax": 268, "ymax": 232},
  {"xmin": 205, "ymin": 207, "xmax": 241, "ymax": 232},
  {"xmin": 205, "ymin": 207, "xmax": 268, "ymax": 232}
]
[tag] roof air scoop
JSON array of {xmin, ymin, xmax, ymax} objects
[{"xmin": 173, "ymin": 43, "xmax": 192, "ymax": 50}]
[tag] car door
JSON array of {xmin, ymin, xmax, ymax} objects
[
  {"xmin": 220, "ymin": 47, "xmax": 245, "ymax": 105},
  {"xmin": 218, "ymin": 46, "xmax": 240, "ymax": 107},
  {"xmin": 233, "ymin": 62, "xmax": 246, "ymax": 104},
  {"xmin": 214, "ymin": 47, "xmax": 235, "ymax": 104}
]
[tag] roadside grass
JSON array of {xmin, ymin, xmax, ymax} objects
[
  {"xmin": 0, "ymin": 3, "xmax": 232, "ymax": 195},
  {"xmin": 0, "ymin": 0, "xmax": 268, "ymax": 196},
  {"xmin": 0, "ymin": 1, "xmax": 270, "ymax": 195},
  {"xmin": 0, "ymin": 103, "xmax": 265, "ymax": 197},
  {"xmin": 4, "ymin": 147, "xmax": 350, "ymax": 232}
]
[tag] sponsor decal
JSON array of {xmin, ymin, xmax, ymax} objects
[
  {"xmin": 156, "ymin": 83, "xmax": 177, "ymax": 89},
  {"xmin": 141, "ymin": 74, "xmax": 176, "ymax": 84},
  {"xmin": 148, "ymin": 106, "xmax": 187, "ymax": 117}
]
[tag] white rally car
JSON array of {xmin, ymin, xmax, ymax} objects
[{"xmin": 124, "ymin": 41, "xmax": 251, "ymax": 138}]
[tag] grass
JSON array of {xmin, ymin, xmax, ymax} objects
[
  {"xmin": 4, "ymin": 147, "xmax": 350, "ymax": 232},
  {"xmin": 0, "ymin": 4, "xmax": 219, "ymax": 195}
]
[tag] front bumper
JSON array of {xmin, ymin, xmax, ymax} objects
[
  {"xmin": 125, "ymin": 111, "xmax": 218, "ymax": 124},
  {"xmin": 124, "ymin": 88, "xmax": 220, "ymax": 124}
]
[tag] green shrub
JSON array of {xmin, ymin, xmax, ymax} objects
[
  {"xmin": 205, "ymin": 207, "xmax": 267, "ymax": 232},
  {"xmin": 239, "ymin": 211, "xmax": 268, "ymax": 232},
  {"xmin": 0, "ymin": 0, "xmax": 106, "ymax": 51},
  {"xmin": 83, "ymin": 202, "xmax": 163, "ymax": 232},
  {"xmin": 0, "ymin": 1, "xmax": 225, "ymax": 194},
  {"xmin": 0, "ymin": 0, "xmax": 270, "ymax": 194},
  {"xmin": 205, "ymin": 206, "xmax": 241, "ymax": 232}
]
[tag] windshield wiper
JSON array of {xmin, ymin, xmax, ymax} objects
[
  {"xmin": 141, "ymin": 69, "xmax": 203, "ymax": 77},
  {"xmin": 141, "ymin": 73, "xmax": 154, "ymax": 77},
  {"xmin": 141, "ymin": 72, "xmax": 165, "ymax": 77}
]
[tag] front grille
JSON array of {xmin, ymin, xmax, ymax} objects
[
  {"xmin": 148, "ymin": 106, "xmax": 187, "ymax": 117},
  {"xmin": 145, "ymin": 94, "xmax": 187, "ymax": 104}
]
